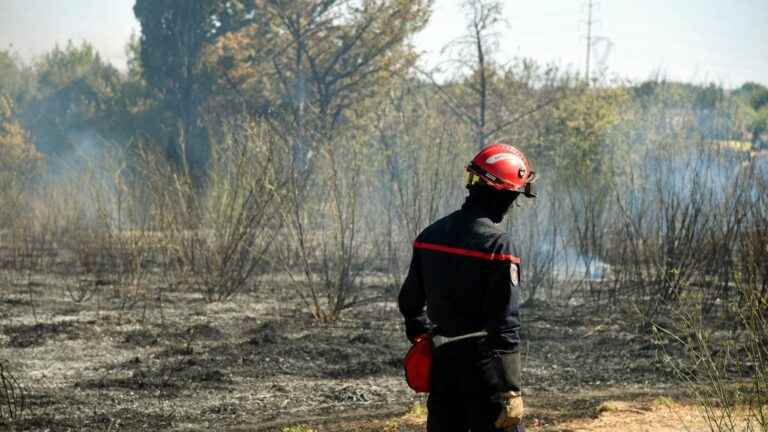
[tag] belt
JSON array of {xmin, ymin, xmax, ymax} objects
[{"xmin": 432, "ymin": 331, "xmax": 487, "ymax": 348}]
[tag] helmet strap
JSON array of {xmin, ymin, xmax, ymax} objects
[{"xmin": 466, "ymin": 172, "xmax": 484, "ymax": 189}]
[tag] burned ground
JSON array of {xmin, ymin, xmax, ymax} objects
[{"xmin": 0, "ymin": 273, "xmax": 736, "ymax": 431}]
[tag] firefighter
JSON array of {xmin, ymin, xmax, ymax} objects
[{"xmin": 398, "ymin": 143, "xmax": 536, "ymax": 432}]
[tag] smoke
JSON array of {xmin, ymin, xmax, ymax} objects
[
  {"xmin": 507, "ymin": 181, "xmax": 613, "ymax": 302},
  {"xmin": 33, "ymin": 129, "xmax": 128, "ymax": 230},
  {"xmin": 553, "ymin": 250, "xmax": 610, "ymax": 281},
  {"xmin": 503, "ymin": 98, "xmax": 766, "ymax": 300}
]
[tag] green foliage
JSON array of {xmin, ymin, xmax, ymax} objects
[
  {"xmin": 22, "ymin": 41, "xmax": 124, "ymax": 157},
  {"xmin": 735, "ymin": 82, "xmax": 768, "ymax": 111},
  {"xmin": 658, "ymin": 285, "xmax": 768, "ymax": 431},
  {"xmin": 0, "ymin": 96, "xmax": 43, "ymax": 223},
  {"xmin": 280, "ymin": 425, "xmax": 316, "ymax": 432},
  {"xmin": 0, "ymin": 50, "xmax": 33, "ymax": 103},
  {"xmin": 207, "ymin": 0, "xmax": 431, "ymax": 143},
  {"xmin": 693, "ymin": 83, "xmax": 724, "ymax": 111},
  {"xmin": 749, "ymin": 106, "xmax": 768, "ymax": 139},
  {"xmin": 133, "ymin": 0, "xmax": 214, "ymax": 178},
  {"xmin": 133, "ymin": 0, "xmax": 256, "ymax": 180},
  {"xmin": 632, "ymin": 80, "xmax": 727, "ymax": 114},
  {"xmin": 545, "ymin": 87, "xmax": 627, "ymax": 181},
  {"xmin": 731, "ymin": 82, "xmax": 768, "ymax": 142},
  {"xmin": 407, "ymin": 401, "xmax": 427, "ymax": 417}
]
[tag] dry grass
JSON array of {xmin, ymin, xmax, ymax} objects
[{"xmin": 1, "ymin": 273, "xmax": 757, "ymax": 431}]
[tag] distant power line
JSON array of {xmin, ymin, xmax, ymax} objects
[
  {"xmin": 584, "ymin": 0, "xmax": 595, "ymax": 83},
  {"xmin": 581, "ymin": 0, "xmax": 615, "ymax": 84}
]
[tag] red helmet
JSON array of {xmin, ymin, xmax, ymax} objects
[{"xmin": 466, "ymin": 143, "xmax": 537, "ymax": 197}]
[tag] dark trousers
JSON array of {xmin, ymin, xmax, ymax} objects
[{"xmin": 426, "ymin": 337, "xmax": 506, "ymax": 432}]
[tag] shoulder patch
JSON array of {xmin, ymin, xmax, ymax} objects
[{"xmin": 510, "ymin": 263, "xmax": 519, "ymax": 286}]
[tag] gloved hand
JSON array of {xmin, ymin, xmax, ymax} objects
[{"xmin": 494, "ymin": 390, "xmax": 523, "ymax": 431}]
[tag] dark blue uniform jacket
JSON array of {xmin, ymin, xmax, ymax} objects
[{"xmin": 398, "ymin": 202, "xmax": 523, "ymax": 392}]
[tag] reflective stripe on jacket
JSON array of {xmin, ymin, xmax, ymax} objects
[{"xmin": 398, "ymin": 203, "xmax": 522, "ymax": 360}]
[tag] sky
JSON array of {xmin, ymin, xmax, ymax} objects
[{"xmin": 0, "ymin": 0, "xmax": 766, "ymax": 88}]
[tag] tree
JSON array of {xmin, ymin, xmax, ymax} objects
[
  {"xmin": 545, "ymin": 86, "xmax": 628, "ymax": 293},
  {"xmin": 134, "ymin": 0, "xmax": 211, "ymax": 180},
  {"xmin": 748, "ymin": 106, "xmax": 768, "ymax": 144},
  {"xmin": 114, "ymin": 34, "xmax": 173, "ymax": 151},
  {"xmin": 133, "ymin": 0, "xmax": 254, "ymax": 182},
  {"xmin": 733, "ymin": 82, "xmax": 768, "ymax": 143},
  {"xmin": 735, "ymin": 82, "xmax": 768, "ymax": 111},
  {"xmin": 0, "ymin": 50, "xmax": 33, "ymax": 104},
  {"xmin": 427, "ymin": 0, "xmax": 561, "ymax": 149},
  {"xmin": 456, "ymin": 0, "xmax": 502, "ymax": 149},
  {"xmin": 0, "ymin": 96, "xmax": 43, "ymax": 223},
  {"xmin": 22, "ymin": 41, "xmax": 123, "ymax": 160},
  {"xmin": 209, "ymin": 0, "xmax": 430, "ymax": 169},
  {"xmin": 373, "ymin": 78, "xmax": 473, "ymax": 289},
  {"xmin": 207, "ymin": 0, "xmax": 432, "ymax": 320}
]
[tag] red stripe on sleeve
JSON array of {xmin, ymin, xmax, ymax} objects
[{"xmin": 413, "ymin": 241, "xmax": 521, "ymax": 263}]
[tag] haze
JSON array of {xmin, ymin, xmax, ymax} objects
[{"xmin": 1, "ymin": 0, "xmax": 766, "ymax": 87}]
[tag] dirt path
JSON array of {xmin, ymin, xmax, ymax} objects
[
  {"xmin": 294, "ymin": 398, "xmax": 728, "ymax": 432},
  {"xmin": 539, "ymin": 400, "xmax": 718, "ymax": 432},
  {"xmin": 244, "ymin": 387, "xmax": 734, "ymax": 432}
]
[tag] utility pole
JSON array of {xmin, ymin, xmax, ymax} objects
[{"xmin": 584, "ymin": 0, "xmax": 594, "ymax": 86}]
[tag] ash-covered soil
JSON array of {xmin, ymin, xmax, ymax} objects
[{"xmin": 0, "ymin": 273, "xmax": 694, "ymax": 431}]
